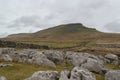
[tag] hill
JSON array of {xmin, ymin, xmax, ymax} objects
[
  {"xmin": 1, "ymin": 23, "xmax": 120, "ymax": 54},
  {"xmin": 2, "ymin": 23, "xmax": 100, "ymax": 41},
  {"xmin": 2, "ymin": 23, "xmax": 120, "ymax": 43}
]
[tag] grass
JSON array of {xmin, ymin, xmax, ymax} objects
[
  {"xmin": 94, "ymin": 64, "xmax": 120, "ymax": 80},
  {"xmin": 0, "ymin": 62, "xmax": 120, "ymax": 80},
  {"xmin": 0, "ymin": 62, "xmax": 73, "ymax": 80},
  {"xmin": 94, "ymin": 73, "xmax": 104, "ymax": 80},
  {"xmin": 20, "ymin": 41, "xmax": 80, "ymax": 48},
  {"xmin": 105, "ymin": 64, "xmax": 120, "ymax": 70}
]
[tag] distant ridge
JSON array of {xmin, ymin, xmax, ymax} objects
[{"xmin": 2, "ymin": 23, "xmax": 120, "ymax": 43}]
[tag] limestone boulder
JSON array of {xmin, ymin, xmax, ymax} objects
[
  {"xmin": 0, "ymin": 76, "xmax": 7, "ymax": 80},
  {"xmin": 105, "ymin": 54, "xmax": 119, "ymax": 65},
  {"xmin": 59, "ymin": 71, "xmax": 70, "ymax": 80},
  {"xmin": 70, "ymin": 67, "xmax": 96, "ymax": 80},
  {"xmin": 25, "ymin": 71, "xmax": 59, "ymax": 80},
  {"xmin": 43, "ymin": 50, "xmax": 65, "ymax": 64},
  {"xmin": 2, "ymin": 54, "xmax": 13, "ymax": 62},
  {"xmin": 105, "ymin": 70, "xmax": 120, "ymax": 80},
  {"xmin": 81, "ymin": 58, "xmax": 107, "ymax": 74}
]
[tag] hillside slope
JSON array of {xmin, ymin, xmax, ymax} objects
[{"xmin": 2, "ymin": 23, "xmax": 120, "ymax": 43}]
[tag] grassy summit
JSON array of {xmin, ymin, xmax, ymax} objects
[
  {"xmin": 4, "ymin": 23, "xmax": 100, "ymax": 41},
  {"xmin": 3, "ymin": 23, "xmax": 120, "ymax": 43},
  {"xmin": 34, "ymin": 23, "xmax": 98, "ymax": 35}
]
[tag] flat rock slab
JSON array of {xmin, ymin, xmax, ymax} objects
[
  {"xmin": 105, "ymin": 70, "xmax": 120, "ymax": 80},
  {"xmin": 0, "ymin": 63, "xmax": 13, "ymax": 67}
]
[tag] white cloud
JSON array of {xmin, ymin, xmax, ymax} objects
[
  {"xmin": 0, "ymin": 0, "xmax": 120, "ymax": 37},
  {"xmin": 104, "ymin": 19, "xmax": 120, "ymax": 33}
]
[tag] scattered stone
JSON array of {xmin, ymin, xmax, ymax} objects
[
  {"xmin": 2, "ymin": 54, "xmax": 13, "ymax": 62},
  {"xmin": 0, "ymin": 76, "xmax": 7, "ymax": 80},
  {"xmin": 0, "ymin": 48, "xmax": 15, "ymax": 55},
  {"xmin": 81, "ymin": 58, "xmax": 106, "ymax": 74},
  {"xmin": 97, "ymin": 55, "xmax": 109, "ymax": 64},
  {"xmin": 70, "ymin": 67, "xmax": 96, "ymax": 80},
  {"xmin": 105, "ymin": 54, "xmax": 118, "ymax": 60},
  {"xmin": 59, "ymin": 71, "xmax": 70, "ymax": 80},
  {"xmin": 105, "ymin": 54, "xmax": 119, "ymax": 65},
  {"xmin": 105, "ymin": 70, "xmax": 120, "ymax": 80},
  {"xmin": 65, "ymin": 52, "xmax": 88, "ymax": 66},
  {"xmin": 25, "ymin": 71, "xmax": 59, "ymax": 80},
  {"xmin": 0, "ymin": 63, "xmax": 13, "ymax": 67},
  {"xmin": 59, "ymin": 67, "xmax": 96, "ymax": 80},
  {"xmin": 17, "ymin": 50, "xmax": 56, "ymax": 67},
  {"xmin": 43, "ymin": 50, "xmax": 65, "ymax": 64},
  {"xmin": 31, "ymin": 52, "xmax": 56, "ymax": 67}
]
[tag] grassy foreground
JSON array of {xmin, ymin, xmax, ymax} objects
[
  {"xmin": 0, "ymin": 62, "xmax": 73, "ymax": 80},
  {"xmin": 94, "ymin": 64, "xmax": 120, "ymax": 80},
  {"xmin": 0, "ymin": 62, "xmax": 120, "ymax": 80}
]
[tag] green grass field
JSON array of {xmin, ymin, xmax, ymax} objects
[
  {"xmin": 0, "ymin": 62, "xmax": 73, "ymax": 80},
  {"xmin": 94, "ymin": 64, "xmax": 120, "ymax": 80},
  {"xmin": 0, "ymin": 62, "xmax": 120, "ymax": 80}
]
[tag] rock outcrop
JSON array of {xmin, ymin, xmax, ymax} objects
[
  {"xmin": 59, "ymin": 71, "xmax": 70, "ymax": 80},
  {"xmin": 25, "ymin": 71, "xmax": 59, "ymax": 80},
  {"xmin": 59, "ymin": 66, "xmax": 96, "ymax": 80},
  {"xmin": 0, "ymin": 76, "xmax": 7, "ymax": 80},
  {"xmin": 18, "ymin": 49, "xmax": 56, "ymax": 67},
  {"xmin": 81, "ymin": 58, "xmax": 106, "ymax": 74},
  {"xmin": 26, "ymin": 67, "xmax": 96, "ymax": 80},
  {"xmin": 65, "ymin": 52, "xmax": 88, "ymax": 66},
  {"xmin": 105, "ymin": 54, "xmax": 119, "ymax": 65},
  {"xmin": 0, "ymin": 63, "xmax": 13, "ymax": 67},
  {"xmin": 70, "ymin": 67, "xmax": 96, "ymax": 80},
  {"xmin": 0, "ymin": 48, "xmax": 14, "ymax": 61},
  {"xmin": 42, "ymin": 50, "xmax": 65, "ymax": 65},
  {"xmin": 0, "ymin": 48, "xmax": 120, "ymax": 80},
  {"xmin": 105, "ymin": 70, "xmax": 120, "ymax": 80}
]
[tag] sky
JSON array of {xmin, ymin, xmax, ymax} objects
[{"xmin": 0, "ymin": 0, "xmax": 120, "ymax": 37}]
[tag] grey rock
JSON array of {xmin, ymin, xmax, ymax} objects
[
  {"xmin": 2, "ymin": 54, "xmax": 13, "ymax": 62},
  {"xmin": 105, "ymin": 70, "xmax": 120, "ymax": 80},
  {"xmin": 0, "ymin": 48, "xmax": 16, "ymax": 62},
  {"xmin": 65, "ymin": 52, "xmax": 88, "ymax": 66},
  {"xmin": 0, "ymin": 48, "xmax": 15, "ymax": 55},
  {"xmin": 59, "ymin": 67, "xmax": 96, "ymax": 80},
  {"xmin": 17, "ymin": 49, "xmax": 56, "ymax": 67},
  {"xmin": 0, "ymin": 63, "xmax": 13, "ymax": 67},
  {"xmin": 43, "ymin": 50, "xmax": 65, "ymax": 64},
  {"xmin": 18, "ymin": 53, "xmax": 29, "ymax": 62},
  {"xmin": 97, "ymin": 55, "xmax": 110, "ymax": 64},
  {"xmin": 65, "ymin": 52, "xmax": 103, "ymax": 67},
  {"xmin": 70, "ymin": 67, "xmax": 96, "ymax": 80},
  {"xmin": 105, "ymin": 54, "xmax": 119, "ymax": 65},
  {"xmin": 59, "ymin": 71, "xmax": 70, "ymax": 80},
  {"xmin": 18, "ymin": 49, "xmax": 37, "ymax": 62},
  {"xmin": 81, "ymin": 58, "xmax": 105, "ymax": 74},
  {"xmin": 0, "ymin": 76, "xmax": 7, "ymax": 80},
  {"xmin": 105, "ymin": 54, "xmax": 118, "ymax": 60},
  {"xmin": 25, "ymin": 71, "xmax": 59, "ymax": 80},
  {"xmin": 31, "ymin": 52, "xmax": 56, "ymax": 67}
]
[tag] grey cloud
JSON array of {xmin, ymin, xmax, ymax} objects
[
  {"xmin": 7, "ymin": 15, "xmax": 57, "ymax": 29},
  {"xmin": 0, "ymin": 32, "xmax": 8, "ymax": 38},
  {"xmin": 0, "ymin": 0, "xmax": 120, "ymax": 37},
  {"xmin": 104, "ymin": 20, "xmax": 120, "ymax": 33}
]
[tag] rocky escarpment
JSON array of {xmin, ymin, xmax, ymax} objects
[{"xmin": 0, "ymin": 48, "xmax": 120, "ymax": 80}]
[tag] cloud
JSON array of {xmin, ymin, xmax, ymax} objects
[
  {"xmin": 0, "ymin": 0, "xmax": 120, "ymax": 37},
  {"xmin": 0, "ymin": 32, "xmax": 8, "ymax": 38},
  {"xmin": 104, "ymin": 19, "xmax": 120, "ymax": 33}
]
